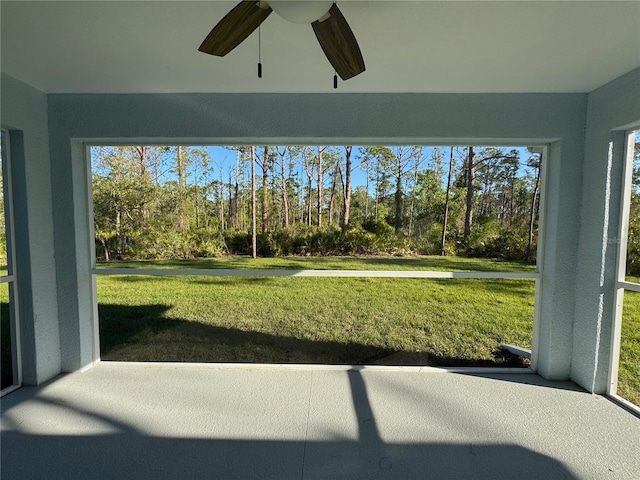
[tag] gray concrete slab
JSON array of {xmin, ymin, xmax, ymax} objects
[{"xmin": 1, "ymin": 363, "xmax": 639, "ymax": 479}]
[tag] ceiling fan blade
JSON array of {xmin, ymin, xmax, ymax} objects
[
  {"xmin": 311, "ymin": 4, "xmax": 365, "ymax": 80},
  {"xmin": 199, "ymin": 1, "xmax": 272, "ymax": 57}
]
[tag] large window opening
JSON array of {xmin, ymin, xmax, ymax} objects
[
  {"xmin": 1, "ymin": 129, "xmax": 21, "ymax": 395},
  {"xmin": 90, "ymin": 145, "xmax": 544, "ymax": 368},
  {"xmin": 611, "ymin": 129, "xmax": 640, "ymax": 408}
]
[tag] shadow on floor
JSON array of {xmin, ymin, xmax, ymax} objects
[
  {"xmin": 1, "ymin": 369, "xmax": 577, "ymax": 480},
  {"xmin": 0, "ymin": 432, "xmax": 578, "ymax": 480},
  {"xmin": 461, "ymin": 372, "xmax": 586, "ymax": 391},
  {"xmin": 1, "ymin": 301, "xmax": 14, "ymax": 390}
]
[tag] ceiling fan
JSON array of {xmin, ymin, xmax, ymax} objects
[{"xmin": 198, "ymin": 1, "xmax": 365, "ymax": 81}]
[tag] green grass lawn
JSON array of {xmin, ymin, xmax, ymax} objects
[
  {"xmin": 97, "ymin": 256, "xmax": 535, "ymax": 367},
  {"xmin": 1, "ymin": 283, "xmax": 12, "ymax": 390},
  {"xmin": 619, "ymin": 290, "xmax": 640, "ymax": 406},
  {"xmin": 96, "ymin": 255, "xmax": 536, "ymax": 272}
]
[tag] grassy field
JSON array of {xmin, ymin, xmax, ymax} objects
[
  {"xmin": 96, "ymin": 256, "xmax": 535, "ymax": 367},
  {"xmin": 96, "ymin": 255, "xmax": 536, "ymax": 272},
  {"xmin": 1, "ymin": 283, "xmax": 12, "ymax": 390},
  {"xmin": 619, "ymin": 290, "xmax": 640, "ymax": 406}
]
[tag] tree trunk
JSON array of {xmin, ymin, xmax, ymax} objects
[
  {"xmin": 194, "ymin": 192, "xmax": 200, "ymax": 228},
  {"xmin": 177, "ymin": 146, "xmax": 187, "ymax": 231},
  {"xmin": 135, "ymin": 146, "xmax": 149, "ymax": 226},
  {"xmin": 115, "ymin": 207, "xmax": 123, "ymax": 258},
  {"xmin": 219, "ymin": 165, "xmax": 225, "ymax": 230},
  {"xmin": 304, "ymin": 159, "xmax": 313, "ymax": 226},
  {"xmin": 307, "ymin": 183, "xmax": 312, "ymax": 226},
  {"xmin": 193, "ymin": 161, "xmax": 200, "ymax": 229},
  {"xmin": 95, "ymin": 225, "xmax": 110, "ymax": 261},
  {"xmin": 463, "ymin": 146, "xmax": 475, "ymax": 245},
  {"xmin": 234, "ymin": 157, "xmax": 241, "ymax": 229},
  {"xmin": 177, "ymin": 146, "xmax": 185, "ymax": 187},
  {"xmin": 341, "ymin": 146, "xmax": 353, "ymax": 233},
  {"xmin": 527, "ymin": 163, "xmax": 541, "ymax": 260},
  {"xmin": 262, "ymin": 146, "xmax": 269, "ymax": 234},
  {"xmin": 317, "ymin": 147, "xmax": 323, "ymax": 227},
  {"xmin": 135, "ymin": 146, "xmax": 147, "ymax": 177},
  {"xmin": 328, "ymin": 167, "xmax": 337, "ymax": 226},
  {"xmin": 408, "ymin": 167, "xmax": 418, "ymax": 237},
  {"xmin": 440, "ymin": 147, "xmax": 454, "ymax": 255},
  {"xmin": 228, "ymin": 169, "xmax": 235, "ymax": 230},
  {"xmin": 374, "ymin": 164, "xmax": 380, "ymax": 219},
  {"xmin": 251, "ymin": 146, "xmax": 257, "ymax": 258},
  {"xmin": 364, "ymin": 161, "xmax": 369, "ymax": 219},
  {"xmin": 394, "ymin": 166, "xmax": 403, "ymax": 234},
  {"xmin": 509, "ymin": 176, "xmax": 515, "ymax": 227},
  {"xmin": 278, "ymin": 148, "xmax": 290, "ymax": 228}
]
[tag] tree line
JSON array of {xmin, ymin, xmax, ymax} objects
[
  {"xmin": 91, "ymin": 145, "xmax": 542, "ymax": 261},
  {"xmin": 626, "ymin": 134, "xmax": 640, "ymax": 275}
]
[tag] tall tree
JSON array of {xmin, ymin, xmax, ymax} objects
[
  {"xmin": 223, "ymin": 147, "xmax": 247, "ymax": 230},
  {"xmin": 527, "ymin": 154, "xmax": 541, "ymax": 260},
  {"xmin": 463, "ymin": 146, "xmax": 475, "ymax": 244},
  {"xmin": 251, "ymin": 146, "xmax": 257, "ymax": 258},
  {"xmin": 189, "ymin": 148, "xmax": 210, "ymax": 229},
  {"xmin": 363, "ymin": 146, "xmax": 422, "ymax": 234},
  {"xmin": 341, "ymin": 146, "xmax": 353, "ymax": 233},
  {"xmin": 302, "ymin": 148, "xmax": 315, "ymax": 226},
  {"xmin": 462, "ymin": 147, "xmax": 519, "ymax": 246},
  {"xmin": 276, "ymin": 147, "xmax": 290, "ymax": 228},
  {"xmin": 328, "ymin": 162, "xmax": 339, "ymax": 226},
  {"xmin": 92, "ymin": 146, "xmax": 153, "ymax": 259},
  {"xmin": 259, "ymin": 146, "xmax": 271, "ymax": 233},
  {"xmin": 176, "ymin": 146, "xmax": 189, "ymax": 231},
  {"xmin": 360, "ymin": 147, "xmax": 390, "ymax": 221},
  {"xmin": 316, "ymin": 146, "xmax": 327, "ymax": 227},
  {"xmin": 408, "ymin": 149, "xmax": 432, "ymax": 236},
  {"xmin": 134, "ymin": 146, "xmax": 148, "ymax": 178},
  {"xmin": 441, "ymin": 147, "xmax": 455, "ymax": 255},
  {"xmin": 211, "ymin": 159, "xmax": 225, "ymax": 230},
  {"xmin": 298, "ymin": 147, "xmax": 318, "ymax": 226}
]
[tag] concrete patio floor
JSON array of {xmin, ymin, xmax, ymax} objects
[{"xmin": 1, "ymin": 363, "xmax": 639, "ymax": 479}]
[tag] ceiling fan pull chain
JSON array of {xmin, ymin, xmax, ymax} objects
[
  {"xmin": 258, "ymin": 25, "xmax": 263, "ymax": 78},
  {"xmin": 333, "ymin": 72, "xmax": 338, "ymax": 89}
]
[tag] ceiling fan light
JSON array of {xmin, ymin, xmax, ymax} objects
[{"xmin": 269, "ymin": 1, "xmax": 333, "ymax": 24}]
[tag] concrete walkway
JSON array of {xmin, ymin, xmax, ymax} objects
[{"xmin": 2, "ymin": 363, "xmax": 639, "ymax": 479}]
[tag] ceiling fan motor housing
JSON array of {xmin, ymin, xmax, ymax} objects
[{"xmin": 268, "ymin": 1, "xmax": 333, "ymax": 24}]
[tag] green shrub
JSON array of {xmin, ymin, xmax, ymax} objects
[
  {"xmin": 362, "ymin": 218, "xmax": 394, "ymax": 236},
  {"xmin": 627, "ymin": 212, "xmax": 640, "ymax": 275},
  {"xmin": 223, "ymin": 229, "xmax": 251, "ymax": 255},
  {"xmin": 462, "ymin": 219, "xmax": 531, "ymax": 261}
]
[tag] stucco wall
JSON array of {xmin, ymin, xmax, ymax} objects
[
  {"xmin": 47, "ymin": 91, "xmax": 587, "ymax": 383},
  {"xmin": 1, "ymin": 74, "xmax": 60, "ymax": 384},
  {"xmin": 574, "ymin": 68, "xmax": 640, "ymax": 393}
]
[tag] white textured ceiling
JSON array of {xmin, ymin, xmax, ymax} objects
[{"xmin": 1, "ymin": 1, "xmax": 639, "ymax": 94}]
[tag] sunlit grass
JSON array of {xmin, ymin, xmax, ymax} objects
[
  {"xmin": 97, "ymin": 256, "xmax": 535, "ymax": 367},
  {"xmin": 1, "ymin": 283, "xmax": 13, "ymax": 390},
  {"xmin": 97, "ymin": 255, "xmax": 536, "ymax": 272},
  {"xmin": 619, "ymin": 291, "xmax": 640, "ymax": 406}
]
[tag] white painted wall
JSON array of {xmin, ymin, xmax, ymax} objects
[
  {"xmin": 47, "ymin": 90, "xmax": 586, "ymax": 384},
  {"xmin": 0, "ymin": 74, "xmax": 60, "ymax": 384},
  {"xmin": 573, "ymin": 68, "xmax": 640, "ymax": 393}
]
